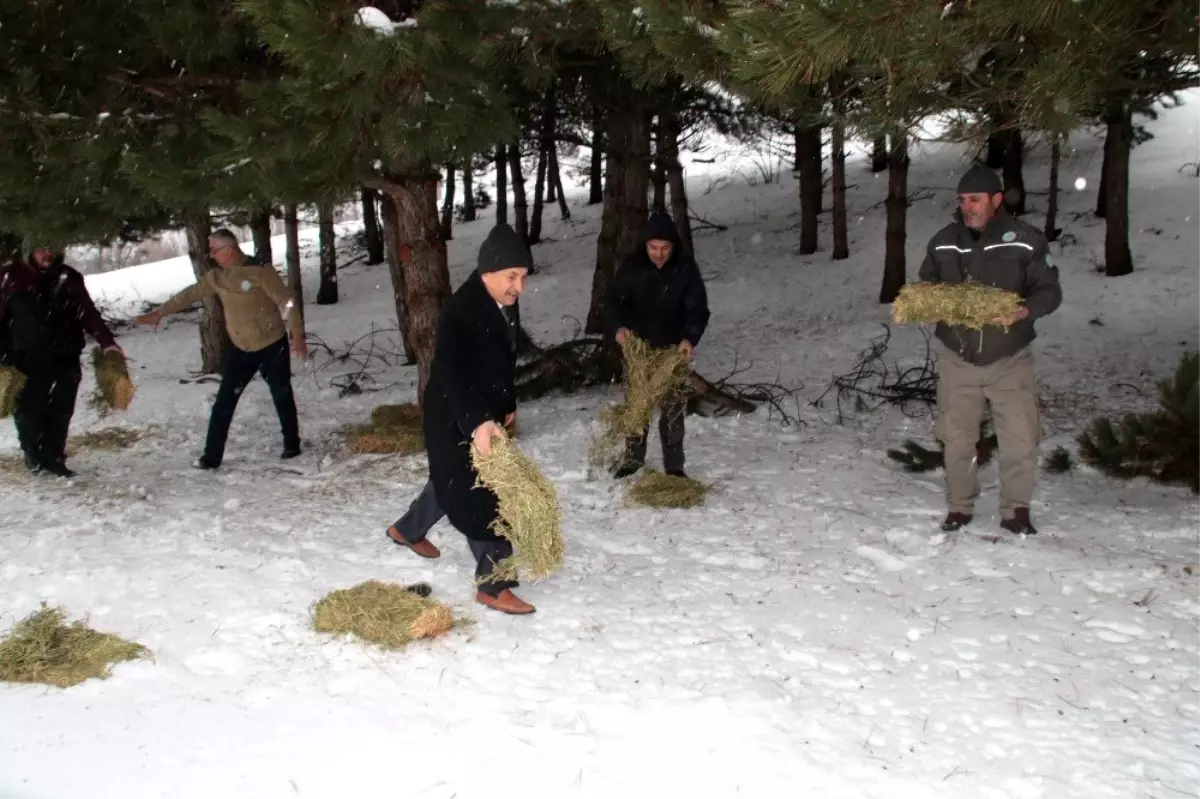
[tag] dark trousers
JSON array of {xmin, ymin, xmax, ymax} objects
[
  {"xmin": 623, "ymin": 397, "xmax": 686, "ymax": 473},
  {"xmin": 393, "ymin": 479, "xmax": 516, "ymax": 596},
  {"xmin": 13, "ymin": 359, "xmax": 81, "ymax": 468},
  {"xmin": 204, "ymin": 337, "xmax": 299, "ymax": 466}
]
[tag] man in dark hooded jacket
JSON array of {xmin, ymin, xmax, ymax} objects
[
  {"xmin": 604, "ymin": 209, "xmax": 710, "ymax": 479},
  {"xmin": 420, "ymin": 223, "xmax": 536, "ymax": 615},
  {"xmin": 0, "ymin": 247, "xmax": 122, "ymax": 477}
]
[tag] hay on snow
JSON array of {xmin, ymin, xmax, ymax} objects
[
  {"xmin": 0, "ymin": 605, "xmax": 149, "ymax": 688},
  {"xmin": 311, "ymin": 580, "xmax": 455, "ymax": 649},
  {"xmin": 626, "ymin": 469, "xmax": 709, "ymax": 509},
  {"xmin": 346, "ymin": 402, "xmax": 425, "ymax": 455}
]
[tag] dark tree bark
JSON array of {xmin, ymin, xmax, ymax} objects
[
  {"xmin": 796, "ymin": 123, "xmax": 822, "ymax": 255},
  {"xmin": 184, "ymin": 210, "xmax": 231, "ymax": 373},
  {"xmin": 986, "ymin": 129, "xmax": 1008, "ymax": 169},
  {"xmin": 250, "ymin": 209, "xmax": 273, "ymax": 266},
  {"xmin": 830, "ymin": 75, "xmax": 849, "ymax": 261},
  {"xmin": 462, "ymin": 164, "xmax": 477, "ymax": 222},
  {"xmin": 530, "ymin": 144, "xmax": 548, "ymax": 244},
  {"xmin": 588, "ymin": 113, "xmax": 604, "ymax": 205},
  {"xmin": 440, "ymin": 163, "xmax": 456, "ymax": 242},
  {"xmin": 378, "ymin": 176, "xmax": 453, "ymax": 396},
  {"xmin": 378, "ymin": 195, "xmax": 416, "ymax": 366},
  {"xmin": 316, "ymin": 202, "xmax": 337, "ymax": 305},
  {"xmin": 546, "ymin": 146, "xmax": 558, "ymax": 203},
  {"xmin": 509, "ymin": 142, "xmax": 530, "ymax": 248},
  {"xmin": 662, "ymin": 107, "xmax": 692, "ymax": 257},
  {"xmin": 1002, "ymin": 129, "xmax": 1026, "ymax": 216},
  {"xmin": 1096, "ymin": 138, "xmax": 1111, "ymax": 218},
  {"xmin": 652, "ymin": 113, "xmax": 668, "ymax": 210},
  {"xmin": 587, "ymin": 100, "xmax": 650, "ymax": 335},
  {"xmin": 1103, "ymin": 103, "xmax": 1134, "ymax": 277},
  {"xmin": 880, "ymin": 137, "xmax": 910, "ymax": 304},
  {"xmin": 871, "ymin": 135, "xmax": 888, "ymax": 173},
  {"xmin": 549, "ymin": 147, "xmax": 570, "ymax": 220},
  {"xmin": 495, "ymin": 143, "xmax": 508, "ymax": 225},
  {"xmin": 1045, "ymin": 136, "xmax": 1062, "ymax": 243},
  {"xmin": 361, "ymin": 188, "xmax": 385, "ymax": 264},
  {"xmin": 283, "ymin": 204, "xmax": 304, "ymax": 328}
]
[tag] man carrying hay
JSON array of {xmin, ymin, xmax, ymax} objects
[
  {"xmin": 134, "ymin": 229, "xmax": 306, "ymax": 469},
  {"xmin": 0, "ymin": 247, "xmax": 124, "ymax": 477},
  {"xmin": 918, "ymin": 164, "xmax": 1062, "ymax": 535},
  {"xmin": 605, "ymin": 209, "xmax": 710, "ymax": 479},
  {"xmin": 420, "ymin": 223, "xmax": 536, "ymax": 615}
]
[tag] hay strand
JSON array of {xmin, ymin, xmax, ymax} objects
[
  {"xmin": 626, "ymin": 469, "xmax": 709, "ymax": 508},
  {"xmin": 0, "ymin": 605, "xmax": 149, "ymax": 688},
  {"xmin": 346, "ymin": 402, "xmax": 425, "ymax": 455},
  {"xmin": 471, "ymin": 433, "xmax": 563, "ymax": 582},
  {"xmin": 0, "ymin": 365, "xmax": 27, "ymax": 419},
  {"xmin": 589, "ymin": 335, "xmax": 690, "ymax": 470},
  {"xmin": 892, "ymin": 282, "xmax": 1023, "ymax": 330},
  {"xmin": 89, "ymin": 347, "xmax": 136, "ymax": 414},
  {"xmin": 69, "ymin": 426, "xmax": 146, "ymax": 452},
  {"xmin": 311, "ymin": 581, "xmax": 455, "ymax": 649}
]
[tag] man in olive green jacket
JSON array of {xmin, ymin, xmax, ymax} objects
[{"xmin": 135, "ymin": 228, "xmax": 307, "ymax": 469}]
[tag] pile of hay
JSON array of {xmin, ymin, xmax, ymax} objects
[
  {"xmin": 589, "ymin": 335, "xmax": 691, "ymax": 471},
  {"xmin": 471, "ymin": 434, "xmax": 563, "ymax": 582},
  {"xmin": 89, "ymin": 347, "xmax": 136, "ymax": 414},
  {"xmin": 69, "ymin": 426, "xmax": 146, "ymax": 452},
  {"xmin": 0, "ymin": 365, "xmax": 26, "ymax": 419},
  {"xmin": 346, "ymin": 403, "xmax": 425, "ymax": 455},
  {"xmin": 626, "ymin": 469, "xmax": 709, "ymax": 509},
  {"xmin": 893, "ymin": 282, "xmax": 1024, "ymax": 329},
  {"xmin": 311, "ymin": 580, "xmax": 455, "ymax": 649},
  {"xmin": 0, "ymin": 605, "xmax": 149, "ymax": 688}
]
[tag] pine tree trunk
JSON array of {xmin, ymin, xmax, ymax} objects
[
  {"xmin": 986, "ymin": 128, "xmax": 1008, "ymax": 169},
  {"xmin": 871, "ymin": 135, "xmax": 888, "ymax": 173},
  {"xmin": 440, "ymin": 164, "xmax": 456, "ymax": 242},
  {"xmin": 1002, "ymin": 129, "xmax": 1026, "ymax": 216},
  {"xmin": 880, "ymin": 137, "xmax": 909, "ymax": 304},
  {"xmin": 587, "ymin": 100, "xmax": 650, "ymax": 335},
  {"xmin": 1103, "ymin": 104, "xmax": 1134, "ymax": 277},
  {"xmin": 588, "ymin": 115, "xmax": 604, "ymax": 205},
  {"xmin": 1045, "ymin": 135, "xmax": 1061, "ymax": 243},
  {"xmin": 1096, "ymin": 139, "xmax": 1110, "ymax": 218},
  {"xmin": 663, "ymin": 108, "xmax": 693, "ymax": 257},
  {"xmin": 509, "ymin": 142, "xmax": 530, "ymax": 247},
  {"xmin": 284, "ymin": 204, "xmax": 304, "ymax": 328},
  {"xmin": 797, "ymin": 124, "xmax": 822, "ymax": 255},
  {"xmin": 652, "ymin": 114, "xmax": 668, "ymax": 210},
  {"xmin": 495, "ymin": 144, "xmax": 508, "ymax": 225},
  {"xmin": 379, "ymin": 177, "xmax": 452, "ymax": 395},
  {"xmin": 550, "ymin": 147, "xmax": 571, "ymax": 220},
  {"xmin": 379, "ymin": 195, "xmax": 417, "ymax": 366},
  {"xmin": 546, "ymin": 146, "xmax": 558, "ymax": 203},
  {"xmin": 184, "ymin": 210, "xmax": 231, "ymax": 373},
  {"xmin": 316, "ymin": 203, "xmax": 337, "ymax": 305},
  {"xmin": 250, "ymin": 210, "xmax": 273, "ymax": 265},
  {"xmin": 462, "ymin": 165, "xmax": 476, "ymax": 222},
  {"xmin": 530, "ymin": 145, "xmax": 547, "ymax": 244},
  {"xmin": 830, "ymin": 75, "xmax": 849, "ymax": 261},
  {"xmin": 361, "ymin": 188, "xmax": 385, "ymax": 265}
]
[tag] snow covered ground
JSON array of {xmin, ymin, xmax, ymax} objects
[{"xmin": 1, "ymin": 95, "xmax": 1197, "ymax": 799}]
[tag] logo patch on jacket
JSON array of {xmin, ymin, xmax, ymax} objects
[
  {"xmin": 1002, "ymin": 231, "xmax": 1016, "ymax": 242},
  {"xmin": 240, "ymin": 280, "xmax": 252, "ymax": 292}
]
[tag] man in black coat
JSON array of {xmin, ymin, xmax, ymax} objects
[
  {"xmin": 605, "ymin": 209, "xmax": 710, "ymax": 479},
  {"xmin": 420, "ymin": 223, "xmax": 535, "ymax": 615}
]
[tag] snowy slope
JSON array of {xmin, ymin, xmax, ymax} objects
[{"xmin": 0, "ymin": 95, "xmax": 1197, "ymax": 799}]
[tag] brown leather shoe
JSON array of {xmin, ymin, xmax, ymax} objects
[
  {"xmin": 941, "ymin": 512, "xmax": 973, "ymax": 532},
  {"xmin": 476, "ymin": 589, "xmax": 536, "ymax": 615},
  {"xmin": 386, "ymin": 526, "xmax": 441, "ymax": 558},
  {"xmin": 1000, "ymin": 507, "xmax": 1038, "ymax": 536}
]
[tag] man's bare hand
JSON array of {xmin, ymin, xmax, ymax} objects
[
  {"xmin": 503, "ymin": 411, "xmax": 517, "ymax": 435},
  {"xmin": 290, "ymin": 337, "xmax": 308, "ymax": 359},
  {"xmin": 472, "ymin": 421, "xmax": 505, "ymax": 458},
  {"xmin": 615, "ymin": 327, "xmax": 631, "ymax": 346},
  {"xmin": 133, "ymin": 311, "xmax": 163, "ymax": 330},
  {"xmin": 991, "ymin": 307, "xmax": 1030, "ymax": 327},
  {"xmin": 678, "ymin": 339, "xmax": 694, "ymax": 360}
]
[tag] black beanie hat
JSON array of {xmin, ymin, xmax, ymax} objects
[
  {"xmin": 641, "ymin": 209, "xmax": 680, "ymax": 245},
  {"xmin": 477, "ymin": 223, "xmax": 532, "ymax": 274},
  {"xmin": 956, "ymin": 164, "xmax": 1003, "ymax": 196}
]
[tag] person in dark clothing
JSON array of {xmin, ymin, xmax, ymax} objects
[
  {"xmin": 604, "ymin": 209, "xmax": 710, "ymax": 479},
  {"xmin": 0, "ymin": 247, "xmax": 123, "ymax": 477},
  {"xmin": 919, "ymin": 164, "xmax": 1062, "ymax": 536},
  {"xmin": 417, "ymin": 223, "xmax": 535, "ymax": 615}
]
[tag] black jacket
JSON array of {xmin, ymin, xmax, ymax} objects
[
  {"xmin": 918, "ymin": 212, "xmax": 1062, "ymax": 365},
  {"xmin": 604, "ymin": 210, "xmax": 710, "ymax": 349},
  {"xmin": 422, "ymin": 229, "xmax": 527, "ymax": 542},
  {"xmin": 0, "ymin": 256, "xmax": 116, "ymax": 367}
]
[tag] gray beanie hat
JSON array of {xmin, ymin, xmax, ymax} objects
[{"xmin": 956, "ymin": 164, "xmax": 1003, "ymax": 195}]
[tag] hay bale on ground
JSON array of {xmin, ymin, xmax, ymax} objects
[
  {"xmin": 892, "ymin": 282, "xmax": 1023, "ymax": 330},
  {"xmin": 589, "ymin": 335, "xmax": 690, "ymax": 471},
  {"xmin": 0, "ymin": 454, "xmax": 28, "ymax": 475},
  {"xmin": 626, "ymin": 469, "xmax": 709, "ymax": 509},
  {"xmin": 0, "ymin": 365, "xmax": 27, "ymax": 420},
  {"xmin": 471, "ymin": 434, "xmax": 563, "ymax": 583},
  {"xmin": 90, "ymin": 347, "xmax": 136, "ymax": 414},
  {"xmin": 346, "ymin": 402, "xmax": 425, "ymax": 455},
  {"xmin": 69, "ymin": 426, "xmax": 147, "ymax": 452},
  {"xmin": 0, "ymin": 605, "xmax": 149, "ymax": 688},
  {"xmin": 311, "ymin": 580, "xmax": 455, "ymax": 649}
]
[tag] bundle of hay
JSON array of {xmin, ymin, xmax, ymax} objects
[
  {"xmin": 626, "ymin": 469, "xmax": 708, "ymax": 509},
  {"xmin": 90, "ymin": 347, "xmax": 136, "ymax": 414},
  {"xmin": 0, "ymin": 364, "xmax": 26, "ymax": 419},
  {"xmin": 892, "ymin": 282, "xmax": 1024, "ymax": 329},
  {"xmin": 471, "ymin": 434, "xmax": 563, "ymax": 582},
  {"xmin": 69, "ymin": 426, "xmax": 146, "ymax": 453},
  {"xmin": 589, "ymin": 335, "xmax": 691, "ymax": 470},
  {"xmin": 311, "ymin": 580, "xmax": 455, "ymax": 649},
  {"xmin": 347, "ymin": 402, "xmax": 425, "ymax": 455},
  {"xmin": 0, "ymin": 605, "xmax": 149, "ymax": 688}
]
